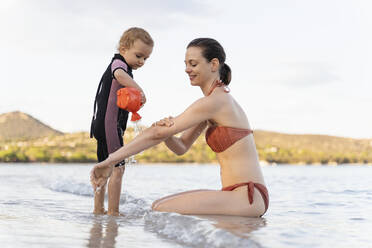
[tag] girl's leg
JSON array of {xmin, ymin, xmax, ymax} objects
[
  {"xmin": 107, "ymin": 166, "xmax": 125, "ymax": 216},
  {"xmin": 94, "ymin": 184, "xmax": 106, "ymax": 214},
  {"xmin": 152, "ymin": 187, "xmax": 266, "ymax": 217},
  {"xmin": 94, "ymin": 139, "xmax": 108, "ymax": 214}
]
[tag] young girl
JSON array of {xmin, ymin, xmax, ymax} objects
[
  {"xmin": 90, "ymin": 27, "xmax": 153, "ymax": 216},
  {"xmin": 91, "ymin": 38, "xmax": 269, "ymax": 217}
]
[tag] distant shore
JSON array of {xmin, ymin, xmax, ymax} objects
[
  {"xmin": 1, "ymin": 161, "xmax": 372, "ymax": 167},
  {"xmin": 1, "ymin": 131, "xmax": 372, "ymax": 165}
]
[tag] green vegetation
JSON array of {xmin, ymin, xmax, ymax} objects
[
  {"xmin": 0, "ymin": 129, "xmax": 216, "ymax": 164},
  {"xmin": 2, "ymin": 111, "xmax": 370, "ymax": 165},
  {"xmin": 254, "ymin": 130, "xmax": 372, "ymax": 165},
  {"xmin": 0, "ymin": 132, "xmax": 97, "ymax": 163},
  {"xmin": 0, "ymin": 129, "xmax": 371, "ymax": 165}
]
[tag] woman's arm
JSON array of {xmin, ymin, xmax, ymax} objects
[
  {"xmin": 109, "ymin": 96, "xmax": 217, "ymax": 164},
  {"xmin": 91, "ymin": 95, "xmax": 219, "ymax": 190},
  {"xmin": 96, "ymin": 95, "xmax": 218, "ymax": 166},
  {"xmin": 164, "ymin": 121, "xmax": 207, "ymax": 155}
]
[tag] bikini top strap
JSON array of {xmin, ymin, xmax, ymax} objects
[{"xmin": 207, "ymin": 81, "xmax": 230, "ymax": 96}]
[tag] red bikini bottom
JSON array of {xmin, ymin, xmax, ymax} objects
[{"xmin": 222, "ymin": 182, "xmax": 269, "ymax": 215}]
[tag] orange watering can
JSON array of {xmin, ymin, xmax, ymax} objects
[{"xmin": 117, "ymin": 88, "xmax": 142, "ymax": 121}]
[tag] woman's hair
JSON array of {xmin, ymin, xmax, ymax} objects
[
  {"xmin": 118, "ymin": 27, "xmax": 154, "ymax": 50},
  {"xmin": 187, "ymin": 38, "xmax": 232, "ymax": 85}
]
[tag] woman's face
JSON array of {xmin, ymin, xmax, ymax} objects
[{"xmin": 184, "ymin": 47, "xmax": 215, "ymax": 86}]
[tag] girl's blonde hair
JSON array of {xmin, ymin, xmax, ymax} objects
[{"xmin": 118, "ymin": 27, "xmax": 154, "ymax": 51}]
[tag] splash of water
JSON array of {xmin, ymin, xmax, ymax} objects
[{"xmin": 125, "ymin": 120, "xmax": 144, "ymax": 165}]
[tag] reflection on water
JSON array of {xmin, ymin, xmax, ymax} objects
[
  {"xmin": 198, "ymin": 214, "xmax": 267, "ymax": 238},
  {"xmin": 87, "ymin": 217, "xmax": 119, "ymax": 248}
]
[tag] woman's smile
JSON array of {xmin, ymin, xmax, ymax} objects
[{"xmin": 189, "ymin": 74, "xmax": 196, "ymax": 81}]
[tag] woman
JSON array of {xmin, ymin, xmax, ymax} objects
[{"xmin": 91, "ymin": 38, "xmax": 269, "ymax": 217}]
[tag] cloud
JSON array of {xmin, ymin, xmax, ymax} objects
[
  {"xmin": 268, "ymin": 62, "xmax": 339, "ymax": 88},
  {"xmin": 0, "ymin": 0, "xmax": 218, "ymax": 54}
]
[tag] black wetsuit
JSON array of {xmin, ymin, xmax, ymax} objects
[{"xmin": 90, "ymin": 54, "xmax": 133, "ymax": 167}]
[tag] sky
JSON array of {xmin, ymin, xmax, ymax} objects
[{"xmin": 1, "ymin": 0, "xmax": 371, "ymax": 139}]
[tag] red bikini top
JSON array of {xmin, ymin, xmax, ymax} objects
[{"xmin": 205, "ymin": 81, "xmax": 253, "ymax": 153}]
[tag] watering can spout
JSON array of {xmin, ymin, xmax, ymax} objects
[{"xmin": 131, "ymin": 112, "xmax": 141, "ymax": 122}]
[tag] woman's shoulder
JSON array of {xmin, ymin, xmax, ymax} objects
[{"xmin": 207, "ymin": 87, "xmax": 234, "ymax": 107}]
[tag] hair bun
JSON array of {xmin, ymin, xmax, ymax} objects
[{"xmin": 220, "ymin": 63, "xmax": 232, "ymax": 85}]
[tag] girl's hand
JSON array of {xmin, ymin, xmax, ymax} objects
[
  {"xmin": 152, "ymin": 116, "xmax": 174, "ymax": 127},
  {"xmin": 140, "ymin": 91, "xmax": 146, "ymax": 107}
]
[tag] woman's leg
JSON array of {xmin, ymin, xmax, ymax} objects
[
  {"xmin": 151, "ymin": 189, "xmax": 211, "ymax": 209},
  {"xmin": 107, "ymin": 166, "xmax": 125, "ymax": 216},
  {"xmin": 152, "ymin": 187, "xmax": 266, "ymax": 217}
]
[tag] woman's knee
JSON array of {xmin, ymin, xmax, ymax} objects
[
  {"xmin": 152, "ymin": 196, "xmax": 176, "ymax": 212},
  {"xmin": 152, "ymin": 198, "xmax": 165, "ymax": 211},
  {"xmin": 151, "ymin": 201, "xmax": 158, "ymax": 211},
  {"xmin": 152, "ymin": 200, "xmax": 167, "ymax": 212}
]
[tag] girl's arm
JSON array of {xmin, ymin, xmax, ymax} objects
[
  {"xmin": 114, "ymin": 69, "xmax": 146, "ymax": 104},
  {"xmin": 114, "ymin": 69, "xmax": 143, "ymax": 90}
]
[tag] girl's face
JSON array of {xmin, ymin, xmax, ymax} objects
[
  {"xmin": 120, "ymin": 39, "xmax": 153, "ymax": 70},
  {"xmin": 184, "ymin": 47, "xmax": 217, "ymax": 87}
]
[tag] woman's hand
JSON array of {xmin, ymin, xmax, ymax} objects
[
  {"xmin": 90, "ymin": 163, "xmax": 114, "ymax": 193},
  {"xmin": 152, "ymin": 116, "xmax": 174, "ymax": 127}
]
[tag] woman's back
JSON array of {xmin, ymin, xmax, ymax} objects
[{"xmin": 207, "ymin": 86, "xmax": 265, "ymax": 187}]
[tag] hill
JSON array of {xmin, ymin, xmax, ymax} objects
[
  {"xmin": 0, "ymin": 111, "xmax": 63, "ymax": 141},
  {"xmin": 254, "ymin": 130, "xmax": 371, "ymax": 154},
  {"xmin": 253, "ymin": 130, "xmax": 372, "ymax": 164}
]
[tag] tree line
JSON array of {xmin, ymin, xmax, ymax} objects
[{"xmin": 1, "ymin": 130, "xmax": 371, "ymax": 165}]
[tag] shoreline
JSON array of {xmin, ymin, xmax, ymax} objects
[{"xmin": 1, "ymin": 161, "xmax": 371, "ymax": 166}]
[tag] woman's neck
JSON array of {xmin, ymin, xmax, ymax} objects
[{"xmin": 202, "ymin": 78, "xmax": 220, "ymax": 96}]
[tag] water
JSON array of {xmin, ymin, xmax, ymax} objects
[
  {"xmin": 125, "ymin": 120, "xmax": 144, "ymax": 164},
  {"xmin": 1, "ymin": 164, "xmax": 371, "ymax": 248}
]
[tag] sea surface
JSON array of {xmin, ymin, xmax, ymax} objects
[{"xmin": 0, "ymin": 163, "xmax": 371, "ymax": 248}]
